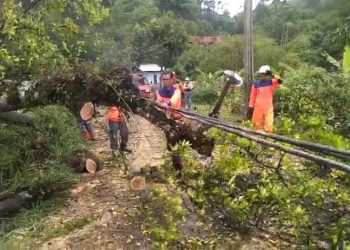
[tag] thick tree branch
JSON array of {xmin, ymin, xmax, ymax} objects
[{"xmin": 0, "ymin": 111, "xmax": 34, "ymax": 126}]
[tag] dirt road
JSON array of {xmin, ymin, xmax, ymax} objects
[{"xmin": 34, "ymin": 109, "xmax": 272, "ymax": 250}]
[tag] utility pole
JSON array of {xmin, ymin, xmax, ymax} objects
[{"xmin": 243, "ymin": 0, "xmax": 254, "ymax": 117}]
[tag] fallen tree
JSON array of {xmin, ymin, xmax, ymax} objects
[
  {"xmin": 0, "ymin": 65, "xmax": 215, "ymax": 156},
  {"xmin": 2, "ymin": 64, "xmax": 350, "ymax": 168},
  {"xmin": 0, "ymin": 112, "xmax": 35, "ymax": 126}
]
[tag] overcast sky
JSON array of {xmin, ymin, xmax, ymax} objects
[{"xmin": 216, "ymin": 0, "xmax": 270, "ymax": 16}]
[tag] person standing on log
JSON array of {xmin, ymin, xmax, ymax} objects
[
  {"xmin": 106, "ymin": 104, "xmax": 131, "ymax": 153},
  {"xmin": 157, "ymin": 70, "xmax": 182, "ymax": 118},
  {"xmin": 183, "ymin": 77, "xmax": 194, "ymax": 111},
  {"xmin": 248, "ymin": 65, "xmax": 283, "ymax": 133}
]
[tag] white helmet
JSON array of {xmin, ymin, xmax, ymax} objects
[
  {"xmin": 258, "ymin": 65, "xmax": 271, "ymax": 74},
  {"xmin": 185, "ymin": 77, "xmax": 190, "ymax": 81}
]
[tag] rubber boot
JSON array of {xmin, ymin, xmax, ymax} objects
[
  {"xmin": 81, "ymin": 131, "xmax": 90, "ymax": 140},
  {"xmin": 89, "ymin": 131, "xmax": 97, "ymax": 141}
]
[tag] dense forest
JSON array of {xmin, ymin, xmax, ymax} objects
[{"xmin": 1, "ymin": 0, "xmax": 350, "ymax": 248}]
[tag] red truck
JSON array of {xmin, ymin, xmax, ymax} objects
[{"xmin": 132, "ymin": 73, "xmax": 152, "ymax": 98}]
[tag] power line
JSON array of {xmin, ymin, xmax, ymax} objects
[{"xmin": 148, "ymin": 100, "xmax": 350, "ymax": 174}]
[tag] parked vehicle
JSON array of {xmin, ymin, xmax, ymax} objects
[{"xmin": 132, "ymin": 73, "xmax": 152, "ymax": 98}]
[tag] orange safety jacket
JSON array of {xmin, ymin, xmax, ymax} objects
[
  {"xmin": 107, "ymin": 106, "xmax": 124, "ymax": 122},
  {"xmin": 156, "ymin": 86, "xmax": 183, "ymax": 119},
  {"xmin": 175, "ymin": 82, "xmax": 184, "ymax": 93},
  {"xmin": 249, "ymin": 78, "xmax": 280, "ymax": 110}
]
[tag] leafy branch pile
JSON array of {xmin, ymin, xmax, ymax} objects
[
  {"xmin": 139, "ymin": 184, "xmax": 187, "ymax": 249},
  {"xmin": 170, "ymin": 133, "xmax": 350, "ymax": 247}
]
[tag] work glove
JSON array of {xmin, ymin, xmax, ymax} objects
[
  {"xmin": 273, "ymin": 74, "xmax": 283, "ymax": 84},
  {"xmin": 247, "ymin": 107, "xmax": 254, "ymax": 120}
]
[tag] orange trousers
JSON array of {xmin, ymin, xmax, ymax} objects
[{"xmin": 251, "ymin": 108, "xmax": 274, "ymax": 133}]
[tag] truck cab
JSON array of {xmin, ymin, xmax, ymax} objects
[{"xmin": 132, "ymin": 73, "xmax": 151, "ymax": 98}]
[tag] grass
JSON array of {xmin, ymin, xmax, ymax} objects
[
  {"xmin": 40, "ymin": 214, "xmax": 95, "ymax": 241},
  {"xmin": 193, "ymin": 101, "xmax": 244, "ymax": 123},
  {"xmin": 0, "ymin": 105, "xmax": 86, "ymax": 244},
  {"xmin": 0, "ymin": 212, "xmax": 94, "ymax": 249},
  {"xmin": 0, "ymin": 105, "xmax": 83, "ymax": 194},
  {"xmin": 0, "ymin": 195, "xmax": 65, "ymax": 239}
]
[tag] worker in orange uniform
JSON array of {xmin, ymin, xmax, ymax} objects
[
  {"xmin": 248, "ymin": 65, "xmax": 283, "ymax": 133},
  {"xmin": 157, "ymin": 70, "xmax": 182, "ymax": 116},
  {"xmin": 107, "ymin": 104, "xmax": 131, "ymax": 153}
]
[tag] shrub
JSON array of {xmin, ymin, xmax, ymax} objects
[
  {"xmin": 170, "ymin": 130, "xmax": 350, "ymax": 247},
  {"xmin": 0, "ymin": 105, "xmax": 83, "ymax": 195},
  {"xmin": 275, "ymin": 65, "xmax": 350, "ymax": 130}
]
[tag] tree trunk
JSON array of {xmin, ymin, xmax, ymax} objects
[
  {"xmin": 136, "ymin": 98, "xmax": 215, "ymax": 156},
  {"xmin": 0, "ymin": 111, "xmax": 35, "ymax": 126}
]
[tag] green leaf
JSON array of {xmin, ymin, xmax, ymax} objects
[{"xmin": 343, "ymin": 46, "xmax": 350, "ymax": 77}]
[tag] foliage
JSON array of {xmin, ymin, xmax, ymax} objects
[
  {"xmin": 203, "ymin": 12, "xmax": 243, "ymax": 35},
  {"xmin": 0, "ymin": 105, "xmax": 82, "ymax": 196},
  {"xmin": 254, "ymin": 0, "xmax": 350, "ymax": 69},
  {"xmin": 140, "ymin": 183, "xmax": 187, "ymax": 249},
  {"xmin": 170, "ymin": 130, "xmax": 350, "ymax": 247},
  {"xmin": 191, "ymin": 70, "xmax": 223, "ymax": 105},
  {"xmin": 175, "ymin": 33, "xmax": 301, "ymax": 77},
  {"xmin": 173, "ymin": 46, "xmax": 208, "ymax": 77},
  {"xmin": 40, "ymin": 214, "xmax": 95, "ymax": 241},
  {"xmin": 0, "ymin": 105, "xmax": 84, "ymax": 240},
  {"xmin": 93, "ymin": 0, "xmax": 241, "ymax": 68},
  {"xmin": 32, "ymin": 105, "xmax": 85, "ymax": 160},
  {"xmin": 201, "ymin": 36, "xmax": 244, "ymax": 73},
  {"xmin": 254, "ymin": 1, "xmax": 304, "ymax": 46},
  {"xmin": 343, "ymin": 46, "xmax": 350, "ymax": 77},
  {"xmin": 0, "ymin": 195, "xmax": 65, "ymax": 240},
  {"xmin": 275, "ymin": 66, "xmax": 350, "ymax": 128},
  {"xmin": 0, "ymin": 0, "xmax": 110, "ymax": 80},
  {"xmin": 275, "ymin": 115, "xmax": 350, "ymax": 149},
  {"xmin": 154, "ymin": 0, "xmax": 201, "ymax": 19},
  {"xmin": 131, "ymin": 13, "xmax": 188, "ymax": 67}
]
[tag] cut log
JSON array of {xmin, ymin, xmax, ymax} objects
[
  {"xmin": 85, "ymin": 158, "xmax": 97, "ymax": 173},
  {"xmin": 64, "ymin": 150, "xmax": 100, "ymax": 173},
  {"xmin": 80, "ymin": 102, "xmax": 95, "ymax": 120},
  {"xmin": 130, "ymin": 176, "xmax": 146, "ymax": 191}
]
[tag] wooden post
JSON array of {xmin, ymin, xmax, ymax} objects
[{"xmin": 243, "ymin": 0, "xmax": 254, "ymax": 117}]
